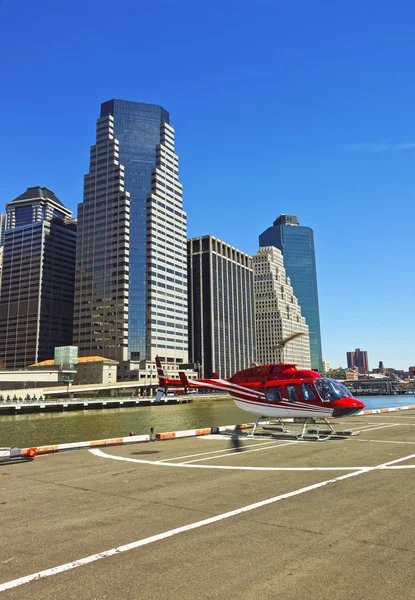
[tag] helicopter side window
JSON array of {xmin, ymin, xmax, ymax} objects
[
  {"xmin": 286, "ymin": 384, "xmax": 298, "ymax": 402},
  {"xmin": 301, "ymin": 383, "xmax": 316, "ymax": 401},
  {"xmin": 265, "ymin": 386, "xmax": 282, "ymax": 403}
]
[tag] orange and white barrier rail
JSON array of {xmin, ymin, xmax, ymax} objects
[
  {"xmin": 360, "ymin": 404, "xmax": 415, "ymax": 416},
  {"xmin": 155, "ymin": 423, "xmax": 252, "ymax": 440},
  {"xmin": 1, "ymin": 447, "xmax": 36, "ymax": 461},
  {"xmin": 22, "ymin": 435, "xmax": 150, "ymax": 456},
  {"xmin": 19, "ymin": 425, "xmax": 254, "ymax": 456},
  {"xmin": 17, "ymin": 405, "xmax": 415, "ymax": 458}
]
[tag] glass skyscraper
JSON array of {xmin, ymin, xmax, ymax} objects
[
  {"xmin": 74, "ymin": 100, "xmax": 188, "ymax": 364},
  {"xmin": 0, "ymin": 187, "xmax": 76, "ymax": 369},
  {"xmin": 259, "ymin": 215, "xmax": 323, "ymax": 372}
]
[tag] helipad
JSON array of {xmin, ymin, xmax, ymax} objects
[{"xmin": 1, "ymin": 410, "xmax": 415, "ymax": 599}]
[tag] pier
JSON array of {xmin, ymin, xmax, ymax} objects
[{"xmin": 0, "ymin": 395, "xmax": 194, "ymax": 415}]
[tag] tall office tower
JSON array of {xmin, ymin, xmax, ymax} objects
[
  {"xmin": 259, "ymin": 214, "xmax": 323, "ymax": 372},
  {"xmin": 74, "ymin": 100, "xmax": 187, "ymax": 365},
  {"xmin": 253, "ymin": 246, "xmax": 311, "ymax": 368},
  {"xmin": 0, "ymin": 187, "xmax": 76, "ymax": 369},
  {"xmin": 0, "ymin": 213, "xmax": 5, "ymax": 296},
  {"xmin": 187, "ymin": 235, "xmax": 256, "ymax": 378},
  {"xmin": 347, "ymin": 348, "xmax": 369, "ymax": 372}
]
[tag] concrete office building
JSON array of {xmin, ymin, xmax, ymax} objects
[
  {"xmin": 259, "ymin": 215, "xmax": 323, "ymax": 372},
  {"xmin": 74, "ymin": 100, "xmax": 188, "ymax": 367},
  {"xmin": 0, "ymin": 187, "xmax": 76, "ymax": 369},
  {"xmin": 253, "ymin": 246, "xmax": 311, "ymax": 368},
  {"xmin": 347, "ymin": 348, "xmax": 369, "ymax": 372},
  {"xmin": 0, "ymin": 213, "xmax": 5, "ymax": 297},
  {"xmin": 187, "ymin": 235, "xmax": 256, "ymax": 378}
]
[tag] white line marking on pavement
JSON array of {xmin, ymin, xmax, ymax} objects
[
  {"xmin": 350, "ymin": 423, "xmax": 401, "ymax": 433},
  {"xmin": 90, "ymin": 449, "xmax": 415, "ymax": 471},
  {"xmin": 1, "ymin": 451, "xmax": 415, "ymax": 593},
  {"xmin": 180, "ymin": 440, "xmax": 299, "ymax": 463},
  {"xmin": 356, "ymin": 439, "xmax": 415, "ymax": 445},
  {"xmin": 158, "ymin": 439, "xmax": 280, "ymax": 462},
  {"xmin": 91, "ymin": 448, "xmax": 364, "ymax": 471}
]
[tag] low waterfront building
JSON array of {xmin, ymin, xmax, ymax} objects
[
  {"xmin": 31, "ymin": 356, "xmax": 118, "ymax": 385},
  {"xmin": 253, "ymin": 246, "xmax": 311, "ymax": 368},
  {"xmin": 327, "ymin": 368, "xmax": 358, "ymax": 380},
  {"xmin": 116, "ymin": 359, "xmax": 197, "ymax": 383},
  {"xmin": 0, "ymin": 368, "xmax": 73, "ymax": 391},
  {"xmin": 344, "ymin": 378, "xmax": 404, "ymax": 395}
]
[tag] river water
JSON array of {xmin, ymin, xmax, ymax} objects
[{"xmin": 0, "ymin": 395, "xmax": 414, "ymax": 448}]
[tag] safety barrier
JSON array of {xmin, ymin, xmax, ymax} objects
[
  {"xmin": 360, "ymin": 405, "xmax": 415, "ymax": 415},
  {"xmin": 20, "ymin": 405, "xmax": 415, "ymax": 457},
  {"xmin": 22, "ymin": 434, "xmax": 150, "ymax": 455},
  {"xmin": 21, "ymin": 424, "xmax": 254, "ymax": 455}
]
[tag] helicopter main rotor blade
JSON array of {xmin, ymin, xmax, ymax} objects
[{"xmin": 273, "ymin": 331, "xmax": 306, "ymax": 350}]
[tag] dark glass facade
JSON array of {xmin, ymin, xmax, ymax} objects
[
  {"xmin": 74, "ymin": 112, "xmax": 130, "ymax": 362},
  {"xmin": 188, "ymin": 236, "xmax": 256, "ymax": 378},
  {"xmin": 259, "ymin": 215, "xmax": 323, "ymax": 372},
  {"xmin": 0, "ymin": 189, "xmax": 76, "ymax": 369},
  {"xmin": 100, "ymin": 100, "xmax": 169, "ymax": 360}
]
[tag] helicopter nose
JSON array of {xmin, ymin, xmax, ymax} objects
[{"xmin": 332, "ymin": 398, "xmax": 365, "ymax": 418}]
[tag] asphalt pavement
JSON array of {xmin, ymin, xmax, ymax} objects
[{"xmin": 1, "ymin": 411, "xmax": 415, "ymax": 599}]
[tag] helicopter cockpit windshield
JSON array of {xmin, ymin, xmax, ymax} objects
[{"xmin": 314, "ymin": 378, "xmax": 353, "ymax": 402}]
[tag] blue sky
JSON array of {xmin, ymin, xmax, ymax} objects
[{"xmin": 1, "ymin": 0, "xmax": 414, "ymax": 370}]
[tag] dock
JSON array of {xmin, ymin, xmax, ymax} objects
[
  {"xmin": 1, "ymin": 409, "xmax": 415, "ymax": 599},
  {"xmin": 0, "ymin": 395, "xmax": 193, "ymax": 415}
]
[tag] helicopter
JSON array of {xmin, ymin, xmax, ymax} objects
[{"xmin": 155, "ymin": 334, "xmax": 365, "ymax": 440}]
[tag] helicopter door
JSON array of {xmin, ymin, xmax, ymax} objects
[
  {"xmin": 286, "ymin": 384, "xmax": 298, "ymax": 402},
  {"xmin": 265, "ymin": 386, "xmax": 282, "ymax": 403},
  {"xmin": 301, "ymin": 382, "xmax": 317, "ymax": 401}
]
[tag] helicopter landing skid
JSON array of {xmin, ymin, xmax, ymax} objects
[{"xmin": 239, "ymin": 417, "xmax": 360, "ymax": 441}]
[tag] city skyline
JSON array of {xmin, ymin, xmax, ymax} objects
[{"xmin": 1, "ymin": 1, "xmax": 414, "ymax": 370}]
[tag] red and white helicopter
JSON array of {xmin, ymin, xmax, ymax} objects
[{"xmin": 155, "ymin": 339, "xmax": 365, "ymax": 440}]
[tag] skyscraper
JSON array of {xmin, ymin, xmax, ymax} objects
[
  {"xmin": 187, "ymin": 235, "xmax": 256, "ymax": 378},
  {"xmin": 0, "ymin": 187, "xmax": 76, "ymax": 369},
  {"xmin": 259, "ymin": 215, "xmax": 323, "ymax": 372},
  {"xmin": 74, "ymin": 100, "xmax": 188, "ymax": 365},
  {"xmin": 253, "ymin": 246, "xmax": 311, "ymax": 367},
  {"xmin": 347, "ymin": 348, "xmax": 369, "ymax": 372},
  {"xmin": 0, "ymin": 213, "xmax": 5, "ymax": 297}
]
